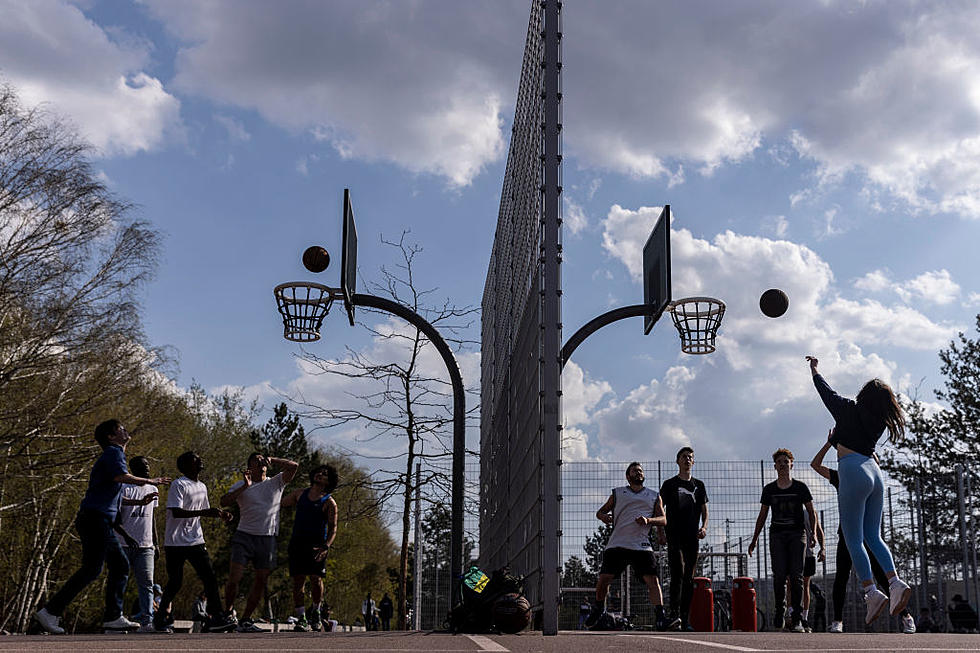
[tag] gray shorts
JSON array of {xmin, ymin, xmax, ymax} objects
[{"xmin": 229, "ymin": 531, "xmax": 277, "ymax": 570}]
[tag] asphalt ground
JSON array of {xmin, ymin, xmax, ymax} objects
[{"xmin": 1, "ymin": 630, "xmax": 979, "ymax": 653}]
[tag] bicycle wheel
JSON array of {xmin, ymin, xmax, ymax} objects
[
  {"xmin": 713, "ymin": 605, "xmax": 731, "ymax": 632},
  {"xmin": 756, "ymin": 608, "xmax": 767, "ymax": 632}
]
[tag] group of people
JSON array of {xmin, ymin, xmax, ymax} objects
[
  {"xmin": 34, "ymin": 420, "xmax": 339, "ymax": 635},
  {"xmin": 585, "ymin": 356, "xmax": 917, "ymax": 634},
  {"xmin": 361, "ymin": 592, "xmax": 395, "ymax": 630}
]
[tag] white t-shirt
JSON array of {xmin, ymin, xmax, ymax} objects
[
  {"xmin": 605, "ymin": 485, "xmax": 659, "ymax": 552},
  {"xmin": 117, "ymin": 484, "xmax": 157, "ymax": 548},
  {"xmin": 165, "ymin": 476, "xmax": 211, "ymax": 547},
  {"xmin": 230, "ymin": 472, "xmax": 287, "ymax": 536}
]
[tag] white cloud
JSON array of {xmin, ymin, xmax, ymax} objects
[
  {"xmin": 563, "ymin": 197, "xmax": 589, "ymax": 235},
  {"xmin": 563, "ymin": 2, "xmax": 980, "ymax": 218},
  {"xmin": 0, "ymin": 1, "xmax": 181, "ymax": 155},
  {"xmin": 900, "ymin": 270, "xmax": 960, "ymax": 305},
  {"xmin": 854, "ymin": 268, "xmax": 961, "ymax": 305},
  {"xmin": 584, "ymin": 205, "xmax": 965, "ymax": 460},
  {"xmin": 967, "ymin": 292, "xmax": 980, "ymax": 307},
  {"xmin": 214, "ymin": 114, "xmax": 251, "ymax": 142},
  {"xmin": 144, "ymin": 0, "xmax": 518, "ymax": 187}
]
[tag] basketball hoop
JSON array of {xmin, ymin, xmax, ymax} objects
[
  {"xmin": 273, "ymin": 282, "xmax": 344, "ymax": 342},
  {"xmin": 667, "ymin": 296, "xmax": 726, "ymax": 355}
]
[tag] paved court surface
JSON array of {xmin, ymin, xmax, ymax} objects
[{"xmin": 1, "ymin": 630, "xmax": 979, "ymax": 652}]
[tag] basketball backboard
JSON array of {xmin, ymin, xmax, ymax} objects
[
  {"xmin": 341, "ymin": 188, "xmax": 357, "ymax": 326},
  {"xmin": 642, "ymin": 205, "xmax": 671, "ymax": 335}
]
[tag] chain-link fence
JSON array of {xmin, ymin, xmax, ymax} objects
[
  {"xmin": 560, "ymin": 460, "xmax": 979, "ymax": 633},
  {"xmin": 413, "ymin": 459, "xmax": 979, "ymax": 633}
]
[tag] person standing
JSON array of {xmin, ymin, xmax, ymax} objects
[
  {"xmin": 805, "ymin": 356, "xmax": 912, "ymax": 624},
  {"xmin": 35, "ymin": 420, "xmax": 170, "ymax": 634},
  {"xmin": 154, "ymin": 451, "xmax": 236, "ymax": 633},
  {"xmin": 785, "ymin": 508, "xmax": 824, "ymax": 632},
  {"xmin": 811, "ymin": 433, "xmax": 916, "ymax": 633},
  {"xmin": 222, "ymin": 452, "xmax": 298, "ymax": 632},
  {"xmin": 585, "ymin": 462, "xmax": 669, "ymax": 630},
  {"xmin": 378, "ymin": 592, "xmax": 394, "ymax": 631},
  {"xmin": 281, "ymin": 464, "xmax": 338, "ymax": 632},
  {"xmin": 657, "ymin": 446, "xmax": 708, "ymax": 631},
  {"xmin": 115, "ymin": 456, "xmax": 160, "ymax": 632},
  {"xmin": 748, "ymin": 448, "xmax": 819, "ymax": 633},
  {"xmin": 362, "ymin": 593, "xmax": 376, "ymax": 631}
]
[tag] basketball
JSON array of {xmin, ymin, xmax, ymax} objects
[
  {"xmin": 302, "ymin": 246, "xmax": 330, "ymax": 273},
  {"xmin": 491, "ymin": 593, "xmax": 531, "ymax": 634},
  {"xmin": 759, "ymin": 288, "xmax": 789, "ymax": 318}
]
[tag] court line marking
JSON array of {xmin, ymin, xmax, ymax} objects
[
  {"xmin": 465, "ymin": 634, "xmax": 510, "ymax": 651},
  {"xmin": 626, "ymin": 635, "xmax": 759, "ymax": 651}
]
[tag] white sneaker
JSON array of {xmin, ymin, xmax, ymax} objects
[
  {"xmin": 828, "ymin": 620, "xmax": 843, "ymax": 633},
  {"xmin": 35, "ymin": 608, "xmax": 65, "ymax": 635},
  {"xmin": 864, "ymin": 588, "xmax": 888, "ymax": 624},
  {"xmin": 901, "ymin": 613, "xmax": 916, "ymax": 634},
  {"xmin": 103, "ymin": 615, "xmax": 139, "ymax": 630},
  {"xmin": 889, "ymin": 578, "xmax": 912, "ymax": 616}
]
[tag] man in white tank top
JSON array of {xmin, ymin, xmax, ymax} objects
[{"xmin": 585, "ymin": 462, "xmax": 668, "ymax": 630}]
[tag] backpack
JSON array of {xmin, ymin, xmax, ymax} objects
[{"xmin": 448, "ymin": 566, "xmax": 527, "ymax": 633}]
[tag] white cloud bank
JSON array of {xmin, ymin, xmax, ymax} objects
[
  {"xmin": 0, "ymin": 1, "xmax": 181, "ymax": 155},
  {"xmin": 568, "ymin": 204, "xmax": 966, "ymax": 461},
  {"xmin": 565, "ymin": 1, "xmax": 980, "ymax": 218}
]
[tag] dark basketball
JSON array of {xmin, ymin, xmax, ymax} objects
[
  {"xmin": 303, "ymin": 246, "xmax": 330, "ymax": 273},
  {"xmin": 760, "ymin": 288, "xmax": 789, "ymax": 318},
  {"xmin": 491, "ymin": 593, "xmax": 531, "ymax": 634}
]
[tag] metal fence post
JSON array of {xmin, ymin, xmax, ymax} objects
[
  {"xmin": 413, "ymin": 463, "xmax": 422, "ymax": 630},
  {"xmin": 967, "ymin": 469, "xmax": 980, "ymax": 622},
  {"xmin": 915, "ymin": 477, "xmax": 928, "ymax": 610}
]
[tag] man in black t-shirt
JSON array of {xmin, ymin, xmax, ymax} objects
[
  {"xmin": 748, "ymin": 448, "xmax": 818, "ymax": 633},
  {"xmin": 657, "ymin": 446, "xmax": 708, "ymax": 631}
]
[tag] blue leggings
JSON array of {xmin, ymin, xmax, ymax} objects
[{"xmin": 837, "ymin": 453, "xmax": 896, "ymax": 583}]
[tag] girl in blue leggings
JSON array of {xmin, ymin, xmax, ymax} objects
[{"xmin": 805, "ymin": 356, "xmax": 911, "ymax": 625}]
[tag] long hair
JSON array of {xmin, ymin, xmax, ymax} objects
[{"xmin": 856, "ymin": 378, "xmax": 906, "ymax": 444}]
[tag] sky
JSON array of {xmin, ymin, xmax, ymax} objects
[{"xmin": 3, "ymin": 0, "xmax": 980, "ymax": 473}]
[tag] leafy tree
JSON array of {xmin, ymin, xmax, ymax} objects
[
  {"xmin": 583, "ymin": 523, "xmax": 613, "ymax": 581},
  {"xmin": 880, "ymin": 314, "xmax": 980, "ymax": 582},
  {"xmin": 561, "ymin": 555, "xmax": 594, "ymax": 588},
  {"xmin": 0, "ymin": 81, "xmax": 162, "ymax": 633}
]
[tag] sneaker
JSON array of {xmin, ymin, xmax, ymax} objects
[
  {"xmin": 666, "ymin": 617, "xmax": 681, "ymax": 631},
  {"xmin": 236, "ymin": 619, "xmax": 264, "ymax": 633},
  {"xmin": 35, "ymin": 608, "xmax": 65, "ymax": 635},
  {"xmin": 801, "ymin": 618, "xmax": 812, "ymax": 633},
  {"xmin": 901, "ymin": 613, "xmax": 917, "ymax": 634},
  {"xmin": 309, "ymin": 607, "xmax": 321, "ymax": 632},
  {"xmin": 864, "ymin": 588, "xmax": 888, "ymax": 624},
  {"xmin": 293, "ymin": 616, "xmax": 311, "ymax": 632},
  {"xmin": 137, "ymin": 623, "xmax": 156, "ymax": 633},
  {"xmin": 204, "ymin": 614, "xmax": 238, "ymax": 633},
  {"xmin": 153, "ymin": 623, "xmax": 174, "ymax": 634},
  {"xmin": 584, "ymin": 604, "xmax": 603, "ymax": 629},
  {"xmin": 681, "ymin": 621, "xmax": 694, "ymax": 632},
  {"xmin": 889, "ymin": 578, "xmax": 912, "ymax": 616},
  {"xmin": 828, "ymin": 620, "xmax": 843, "ymax": 633},
  {"xmin": 791, "ymin": 621, "xmax": 805, "ymax": 633},
  {"xmin": 103, "ymin": 615, "xmax": 139, "ymax": 630}
]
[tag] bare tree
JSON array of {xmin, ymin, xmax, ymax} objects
[
  {"xmin": 0, "ymin": 82, "xmax": 162, "ymax": 631},
  {"xmin": 289, "ymin": 233, "xmax": 478, "ymax": 629}
]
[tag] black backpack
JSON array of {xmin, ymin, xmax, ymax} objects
[{"xmin": 448, "ymin": 566, "xmax": 526, "ymax": 633}]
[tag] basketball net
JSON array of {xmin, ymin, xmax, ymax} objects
[{"xmin": 667, "ymin": 297, "xmax": 726, "ymax": 355}]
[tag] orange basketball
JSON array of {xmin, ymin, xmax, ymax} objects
[{"xmin": 303, "ymin": 246, "xmax": 330, "ymax": 273}]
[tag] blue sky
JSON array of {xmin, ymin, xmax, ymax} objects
[{"xmin": 3, "ymin": 0, "xmax": 979, "ymax": 467}]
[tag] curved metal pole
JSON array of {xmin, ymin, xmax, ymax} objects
[
  {"xmin": 561, "ymin": 304, "xmax": 659, "ymax": 368},
  {"xmin": 352, "ymin": 293, "xmax": 466, "ymax": 613}
]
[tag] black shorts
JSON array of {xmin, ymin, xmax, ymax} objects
[
  {"xmin": 599, "ymin": 547, "xmax": 659, "ymax": 580},
  {"xmin": 288, "ymin": 538, "xmax": 328, "ymax": 578},
  {"xmin": 803, "ymin": 555, "xmax": 816, "ymax": 578}
]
